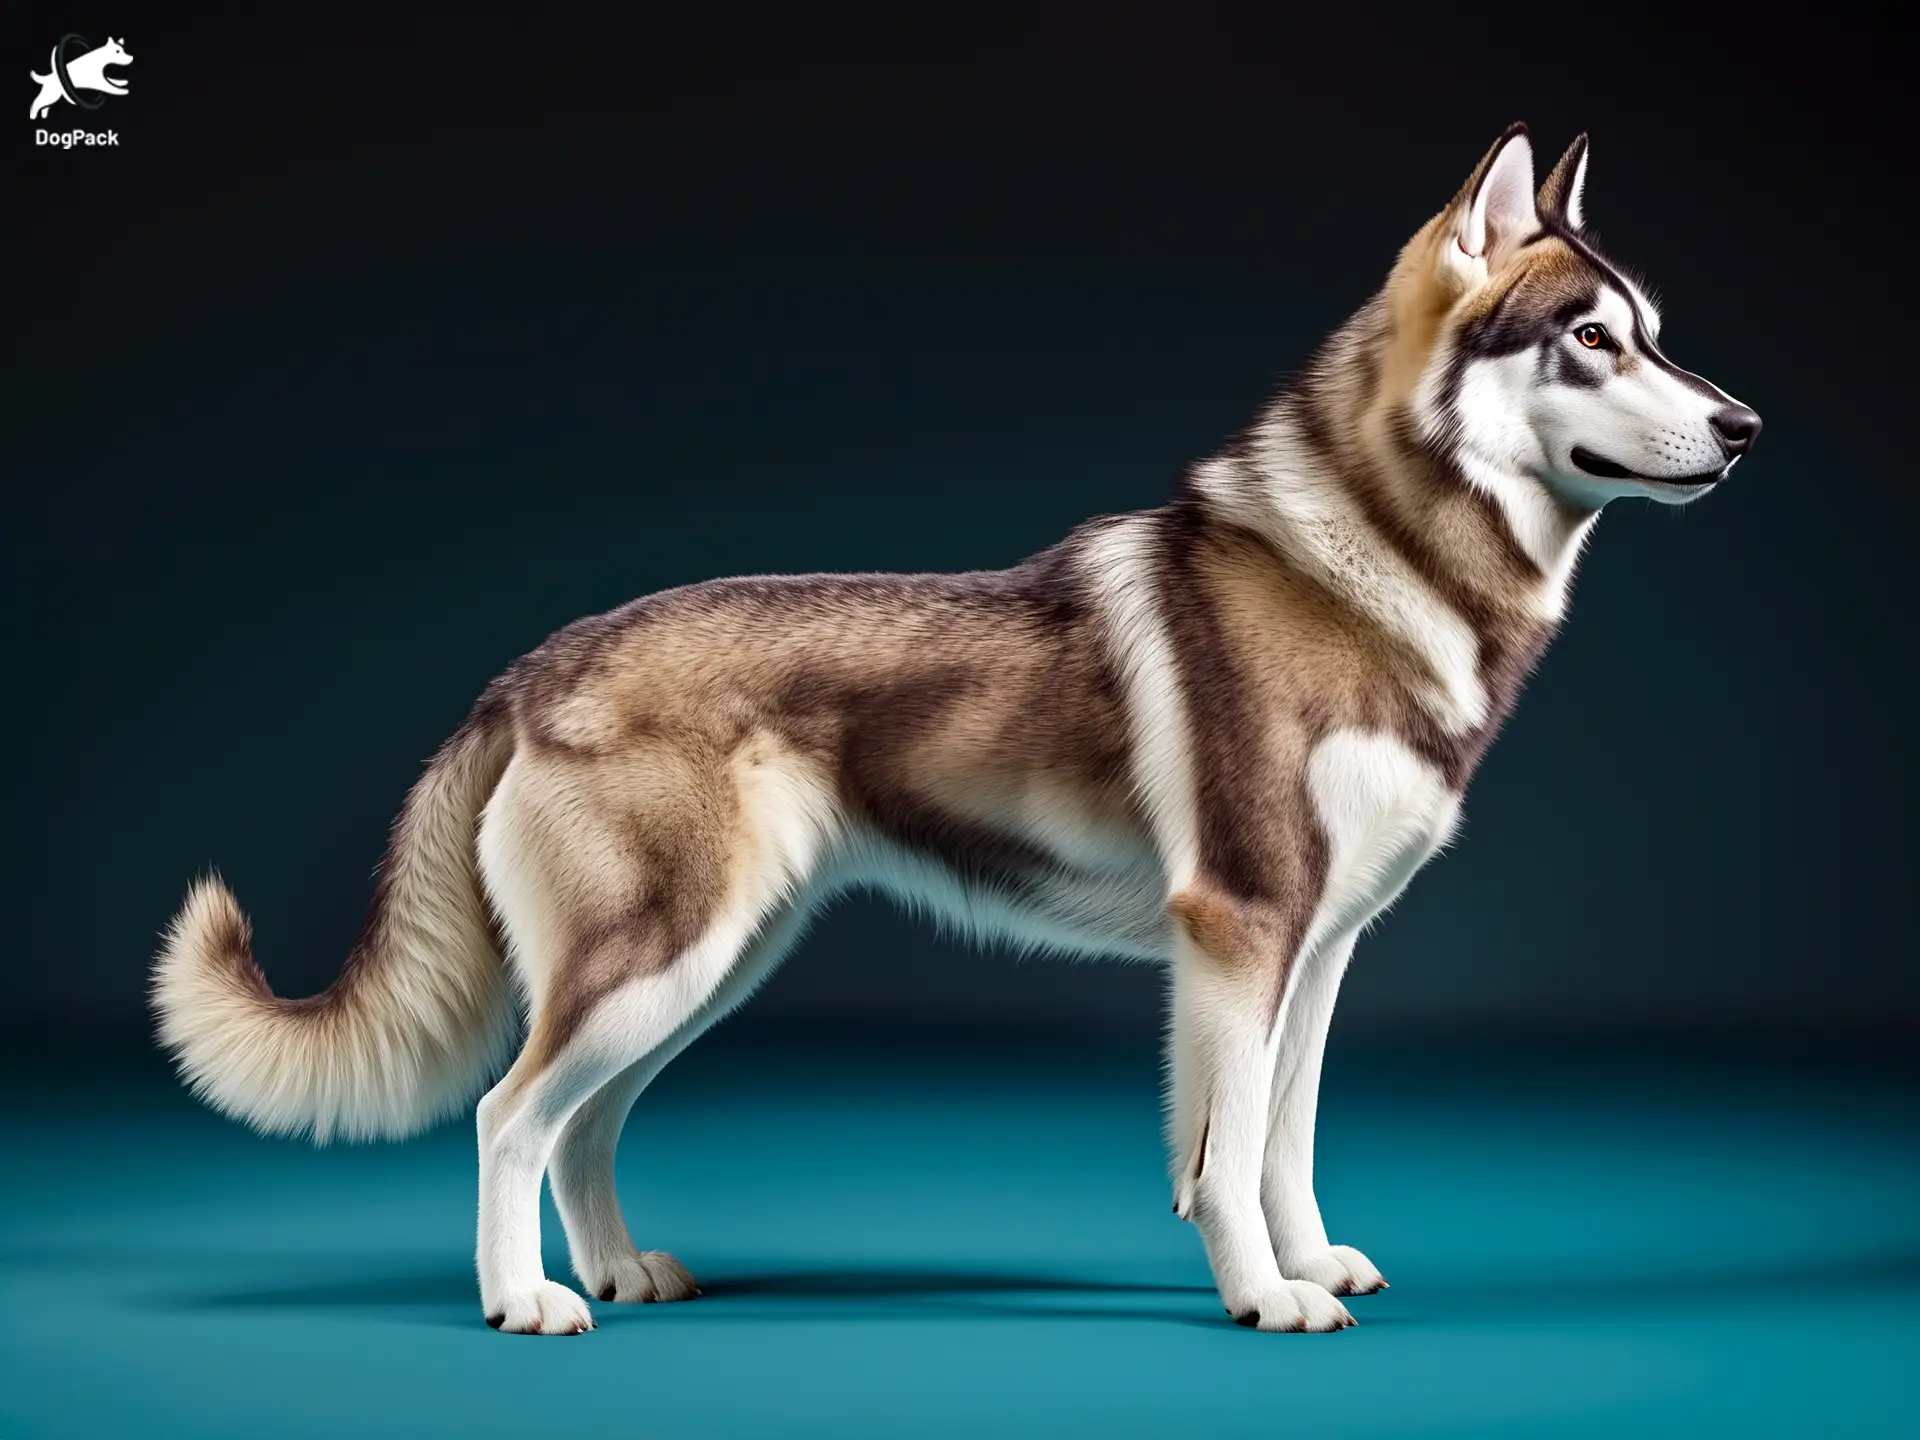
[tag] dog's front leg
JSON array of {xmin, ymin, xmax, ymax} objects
[
  {"xmin": 1166, "ymin": 885, "xmax": 1355, "ymax": 1332},
  {"xmin": 1260, "ymin": 933, "xmax": 1387, "ymax": 1296}
]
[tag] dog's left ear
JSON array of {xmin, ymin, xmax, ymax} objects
[
  {"xmin": 1537, "ymin": 134, "xmax": 1590, "ymax": 229},
  {"xmin": 1447, "ymin": 125, "xmax": 1539, "ymax": 276}
]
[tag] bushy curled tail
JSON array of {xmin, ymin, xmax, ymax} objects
[{"xmin": 151, "ymin": 697, "xmax": 519, "ymax": 1143}]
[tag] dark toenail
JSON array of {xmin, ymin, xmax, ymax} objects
[
  {"xmin": 1234, "ymin": 1310, "xmax": 1259, "ymax": 1327},
  {"xmin": 485, "ymin": 1314, "xmax": 504, "ymax": 1329}
]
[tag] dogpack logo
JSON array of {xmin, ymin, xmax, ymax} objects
[{"xmin": 30, "ymin": 33, "xmax": 130, "ymax": 148}]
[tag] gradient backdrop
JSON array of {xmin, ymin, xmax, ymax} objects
[{"xmin": 8, "ymin": 5, "xmax": 1916, "ymax": 1437}]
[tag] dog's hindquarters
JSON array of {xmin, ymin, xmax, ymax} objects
[{"xmin": 469, "ymin": 728, "xmax": 839, "ymax": 1332}]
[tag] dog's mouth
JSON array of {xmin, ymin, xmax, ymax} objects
[{"xmin": 1571, "ymin": 446, "xmax": 1727, "ymax": 490}]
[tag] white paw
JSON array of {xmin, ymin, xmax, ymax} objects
[
  {"xmin": 485, "ymin": 1279, "xmax": 595, "ymax": 1335},
  {"xmin": 1225, "ymin": 1279, "xmax": 1356, "ymax": 1333},
  {"xmin": 581, "ymin": 1249, "xmax": 701, "ymax": 1305},
  {"xmin": 1283, "ymin": 1244, "xmax": 1388, "ymax": 1298}
]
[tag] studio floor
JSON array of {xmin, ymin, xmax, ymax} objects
[{"xmin": 2, "ymin": 1036, "xmax": 1914, "ymax": 1438}]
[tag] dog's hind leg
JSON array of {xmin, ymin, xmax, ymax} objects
[
  {"xmin": 28, "ymin": 73, "xmax": 62, "ymax": 120},
  {"xmin": 549, "ymin": 903, "xmax": 815, "ymax": 1303},
  {"xmin": 473, "ymin": 735, "xmax": 837, "ymax": 1334},
  {"xmin": 1167, "ymin": 885, "xmax": 1354, "ymax": 1333}
]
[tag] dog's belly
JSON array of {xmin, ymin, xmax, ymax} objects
[
  {"xmin": 835, "ymin": 822, "xmax": 1174, "ymax": 962},
  {"xmin": 824, "ymin": 731, "xmax": 1462, "ymax": 965},
  {"xmin": 983, "ymin": 856, "xmax": 1174, "ymax": 960}
]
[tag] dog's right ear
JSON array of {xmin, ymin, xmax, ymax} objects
[
  {"xmin": 1442, "ymin": 124, "xmax": 1538, "ymax": 286},
  {"xmin": 1537, "ymin": 134, "xmax": 1590, "ymax": 230}
]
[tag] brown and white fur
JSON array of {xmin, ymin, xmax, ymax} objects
[{"xmin": 153, "ymin": 127, "xmax": 1762, "ymax": 1334}]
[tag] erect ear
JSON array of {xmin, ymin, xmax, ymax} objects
[
  {"xmin": 1537, "ymin": 134, "xmax": 1590, "ymax": 229},
  {"xmin": 1449, "ymin": 124, "xmax": 1538, "ymax": 268}
]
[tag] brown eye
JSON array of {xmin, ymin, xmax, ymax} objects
[{"xmin": 1575, "ymin": 323, "xmax": 1611, "ymax": 350}]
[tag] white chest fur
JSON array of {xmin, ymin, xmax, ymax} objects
[{"xmin": 1302, "ymin": 729, "xmax": 1461, "ymax": 956}]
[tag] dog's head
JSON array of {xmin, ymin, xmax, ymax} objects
[
  {"xmin": 1395, "ymin": 125, "xmax": 1759, "ymax": 509},
  {"xmin": 98, "ymin": 36, "xmax": 132, "ymax": 69}
]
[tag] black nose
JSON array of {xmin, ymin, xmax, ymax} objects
[{"xmin": 1710, "ymin": 405, "xmax": 1762, "ymax": 457}]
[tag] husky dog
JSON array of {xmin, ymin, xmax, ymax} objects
[{"xmin": 154, "ymin": 126, "xmax": 1761, "ymax": 1334}]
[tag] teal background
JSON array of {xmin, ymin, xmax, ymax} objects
[
  {"xmin": 4, "ymin": 1038, "xmax": 1916, "ymax": 1437},
  {"xmin": 8, "ymin": 3, "xmax": 1917, "ymax": 1436}
]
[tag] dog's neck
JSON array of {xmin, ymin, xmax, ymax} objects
[
  {"xmin": 1186, "ymin": 302, "xmax": 1599, "ymax": 648},
  {"xmin": 1180, "ymin": 307, "xmax": 1600, "ymax": 775}
]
